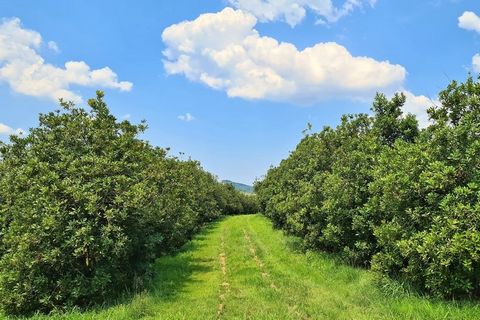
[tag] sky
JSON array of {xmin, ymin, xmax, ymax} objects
[{"xmin": 0, "ymin": 0, "xmax": 479, "ymax": 185}]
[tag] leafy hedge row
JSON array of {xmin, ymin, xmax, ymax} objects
[
  {"xmin": 0, "ymin": 92, "xmax": 257, "ymax": 316},
  {"xmin": 255, "ymin": 77, "xmax": 480, "ymax": 299}
]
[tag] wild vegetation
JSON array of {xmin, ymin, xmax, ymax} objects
[
  {"xmin": 0, "ymin": 92, "xmax": 257, "ymax": 316},
  {"xmin": 255, "ymin": 77, "xmax": 480, "ymax": 299}
]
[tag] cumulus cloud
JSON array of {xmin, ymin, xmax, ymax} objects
[
  {"xmin": 178, "ymin": 113, "xmax": 195, "ymax": 122},
  {"xmin": 228, "ymin": 0, "xmax": 377, "ymax": 27},
  {"xmin": 458, "ymin": 12, "xmax": 480, "ymax": 74},
  {"xmin": 0, "ymin": 122, "xmax": 24, "ymax": 136},
  {"xmin": 401, "ymin": 91, "xmax": 438, "ymax": 128},
  {"xmin": 0, "ymin": 18, "xmax": 133, "ymax": 103},
  {"xmin": 458, "ymin": 11, "xmax": 480, "ymax": 33},
  {"xmin": 162, "ymin": 8, "xmax": 406, "ymax": 105}
]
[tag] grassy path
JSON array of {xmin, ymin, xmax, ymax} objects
[{"xmin": 13, "ymin": 215, "xmax": 479, "ymax": 320}]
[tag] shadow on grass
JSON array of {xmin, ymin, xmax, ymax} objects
[{"xmin": 148, "ymin": 220, "xmax": 222, "ymax": 301}]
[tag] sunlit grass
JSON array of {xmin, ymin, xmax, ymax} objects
[{"xmin": 3, "ymin": 215, "xmax": 478, "ymax": 319}]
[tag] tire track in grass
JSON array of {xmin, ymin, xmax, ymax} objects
[
  {"xmin": 217, "ymin": 232, "xmax": 230, "ymax": 318},
  {"xmin": 244, "ymin": 221, "xmax": 311, "ymax": 320},
  {"xmin": 243, "ymin": 228, "xmax": 278, "ymax": 291}
]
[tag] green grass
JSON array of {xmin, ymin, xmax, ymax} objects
[{"xmin": 3, "ymin": 214, "xmax": 479, "ymax": 319}]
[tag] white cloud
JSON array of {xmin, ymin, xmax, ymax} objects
[
  {"xmin": 401, "ymin": 91, "xmax": 438, "ymax": 128},
  {"xmin": 0, "ymin": 122, "xmax": 24, "ymax": 136},
  {"xmin": 458, "ymin": 11, "xmax": 480, "ymax": 33},
  {"xmin": 473, "ymin": 54, "xmax": 480, "ymax": 73},
  {"xmin": 0, "ymin": 18, "xmax": 133, "ymax": 103},
  {"xmin": 162, "ymin": 8, "xmax": 406, "ymax": 105},
  {"xmin": 47, "ymin": 40, "xmax": 59, "ymax": 53},
  {"xmin": 228, "ymin": 0, "xmax": 377, "ymax": 27},
  {"xmin": 458, "ymin": 13, "xmax": 480, "ymax": 74},
  {"xmin": 178, "ymin": 113, "xmax": 195, "ymax": 122}
]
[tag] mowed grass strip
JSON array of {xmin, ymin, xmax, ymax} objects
[{"xmin": 3, "ymin": 215, "xmax": 479, "ymax": 320}]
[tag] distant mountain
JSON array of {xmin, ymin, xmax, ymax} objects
[{"xmin": 222, "ymin": 180, "xmax": 254, "ymax": 193}]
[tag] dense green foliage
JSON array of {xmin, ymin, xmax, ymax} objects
[
  {"xmin": 256, "ymin": 77, "xmax": 480, "ymax": 299},
  {"xmin": 216, "ymin": 183, "xmax": 259, "ymax": 216},
  {"xmin": 0, "ymin": 92, "xmax": 257, "ymax": 316}
]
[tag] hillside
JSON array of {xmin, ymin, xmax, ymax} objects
[{"xmin": 222, "ymin": 180, "xmax": 254, "ymax": 193}]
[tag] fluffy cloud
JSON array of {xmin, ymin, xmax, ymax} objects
[
  {"xmin": 228, "ymin": 0, "xmax": 377, "ymax": 27},
  {"xmin": 458, "ymin": 12, "xmax": 480, "ymax": 74},
  {"xmin": 401, "ymin": 91, "xmax": 437, "ymax": 128},
  {"xmin": 473, "ymin": 54, "xmax": 480, "ymax": 73},
  {"xmin": 458, "ymin": 11, "xmax": 480, "ymax": 33},
  {"xmin": 162, "ymin": 8, "xmax": 406, "ymax": 105},
  {"xmin": 0, "ymin": 18, "xmax": 132, "ymax": 103},
  {"xmin": 178, "ymin": 113, "xmax": 195, "ymax": 122},
  {"xmin": 0, "ymin": 122, "xmax": 24, "ymax": 136}
]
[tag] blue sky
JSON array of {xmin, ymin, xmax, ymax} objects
[{"xmin": 0, "ymin": 0, "xmax": 479, "ymax": 185}]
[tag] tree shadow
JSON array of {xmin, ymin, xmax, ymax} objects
[{"xmin": 148, "ymin": 221, "xmax": 221, "ymax": 301}]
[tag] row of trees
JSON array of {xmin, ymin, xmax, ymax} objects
[
  {"xmin": 255, "ymin": 77, "xmax": 480, "ymax": 299},
  {"xmin": 0, "ymin": 92, "xmax": 257, "ymax": 316}
]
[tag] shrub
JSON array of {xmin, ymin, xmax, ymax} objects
[{"xmin": 0, "ymin": 93, "xmax": 160, "ymax": 314}]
